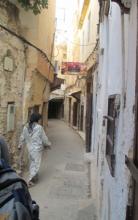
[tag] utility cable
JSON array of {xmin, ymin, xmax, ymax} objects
[{"xmin": 0, "ymin": 23, "xmax": 54, "ymax": 70}]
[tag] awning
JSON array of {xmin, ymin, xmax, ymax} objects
[
  {"xmin": 49, "ymin": 96, "xmax": 64, "ymax": 101},
  {"xmin": 49, "ymin": 89, "xmax": 64, "ymax": 100},
  {"xmin": 67, "ymin": 89, "xmax": 81, "ymax": 100},
  {"xmin": 49, "ymin": 93, "xmax": 64, "ymax": 101}
]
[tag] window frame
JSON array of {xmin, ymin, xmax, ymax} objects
[{"xmin": 105, "ymin": 94, "xmax": 120, "ymax": 177}]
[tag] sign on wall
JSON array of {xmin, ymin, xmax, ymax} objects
[{"xmin": 61, "ymin": 62, "xmax": 87, "ymax": 75}]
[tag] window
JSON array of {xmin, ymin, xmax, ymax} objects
[
  {"xmin": 105, "ymin": 95, "xmax": 120, "ymax": 176},
  {"xmin": 7, "ymin": 102, "xmax": 15, "ymax": 132}
]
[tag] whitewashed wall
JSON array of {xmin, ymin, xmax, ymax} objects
[{"xmin": 90, "ymin": 1, "xmax": 137, "ymax": 220}]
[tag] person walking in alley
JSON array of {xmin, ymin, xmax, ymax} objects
[{"xmin": 18, "ymin": 113, "xmax": 51, "ymax": 187}]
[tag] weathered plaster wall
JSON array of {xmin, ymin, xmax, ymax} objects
[
  {"xmin": 90, "ymin": 1, "xmax": 137, "ymax": 220},
  {"xmin": 15, "ymin": 0, "xmax": 56, "ymax": 60},
  {"xmin": 22, "ymin": 46, "xmax": 50, "ymax": 124},
  {"xmin": 18, "ymin": 1, "xmax": 56, "ymax": 124},
  {"xmin": 0, "ymin": 1, "xmax": 26, "ymax": 165},
  {"xmin": 0, "ymin": 0, "xmax": 55, "ymax": 169}
]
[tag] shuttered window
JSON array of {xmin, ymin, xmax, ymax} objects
[{"xmin": 106, "ymin": 95, "xmax": 120, "ymax": 176}]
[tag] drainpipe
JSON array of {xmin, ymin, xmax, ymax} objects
[{"xmin": 0, "ymin": 23, "xmax": 54, "ymax": 72}]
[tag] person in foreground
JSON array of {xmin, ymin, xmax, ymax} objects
[
  {"xmin": 18, "ymin": 113, "xmax": 51, "ymax": 187},
  {"xmin": 0, "ymin": 136, "xmax": 10, "ymax": 164}
]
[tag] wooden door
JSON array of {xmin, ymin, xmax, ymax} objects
[
  {"xmin": 86, "ymin": 81, "xmax": 93, "ymax": 152},
  {"xmin": 69, "ymin": 98, "xmax": 71, "ymax": 123},
  {"xmin": 80, "ymin": 105, "xmax": 84, "ymax": 131},
  {"xmin": 73, "ymin": 102, "xmax": 78, "ymax": 126}
]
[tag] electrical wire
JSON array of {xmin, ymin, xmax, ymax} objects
[{"xmin": 0, "ymin": 23, "xmax": 54, "ymax": 70}]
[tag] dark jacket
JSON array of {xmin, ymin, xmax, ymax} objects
[{"xmin": 0, "ymin": 137, "xmax": 10, "ymax": 164}]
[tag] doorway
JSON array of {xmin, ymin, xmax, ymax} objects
[
  {"xmin": 80, "ymin": 105, "xmax": 84, "ymax": 131},
  {"xmin": 86, "ymin": 79, "xmax": 93, "ymax": 152},
  {"xmin": 73, "ymin": 102, "xmax": 78, "ymax": 127},
  {"xmin": 69, "ymin": 98, "xmax": 71, "ymax": 123},
  {"xmin": 48, "ymin": 99, "xmax": 64, "ymax": 119}
]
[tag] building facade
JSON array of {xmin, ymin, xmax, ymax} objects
[
  {"xmin": 0, "ymin": 0, "xmax": 55, "ymax": 168},
  {"xmin": 88, "ymin": 1, "xmax": 137, "ymax": 220},
  {"xmin": 0, "ymin": 0, "xmax": 26, "ymax": 165}
]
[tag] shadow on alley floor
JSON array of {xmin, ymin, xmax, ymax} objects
[{"xmin": 29, "ymin": 119, "xmax": 96, "ymax": 220}]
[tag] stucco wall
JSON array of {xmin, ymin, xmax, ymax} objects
[
  {"xmin": 0, "ymin": 1, "xmax": 26, "ymax": 166},
  {"xmin": 18, "ymin": 1, "xmax": 56, "ymax": 123},
  {"xmin": 18, "ymin": 0, "xmax": 56, "ymax": 60},
  {"xmin": 0, "ymin": 0, "xmax": 56, "ymax": 169},
  {"xmin": 90, "ymin": 1, "xmax": 137, "ymax": 220}
]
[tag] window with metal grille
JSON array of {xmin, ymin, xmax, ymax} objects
[{"xmin": 105, "ymin": 94, "xmax": 120, "ymax": 177}]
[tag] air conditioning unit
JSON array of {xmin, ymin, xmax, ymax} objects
[{"xmin": 121, "ymin": 0, "xmax": 131, "ymax": 8}]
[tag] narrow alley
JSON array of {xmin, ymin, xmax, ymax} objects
[
  {"xmin": 30, "ymin": 119, "xmax": 96, "ymax": 220},
  {"xmin": 0, "ymin": 1, "xmax": 138, "ymax": 220}
]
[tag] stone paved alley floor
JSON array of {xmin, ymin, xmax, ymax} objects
[{"xmin": 29, "ymin": 120, "xmax": 96, "ymax": 220}]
